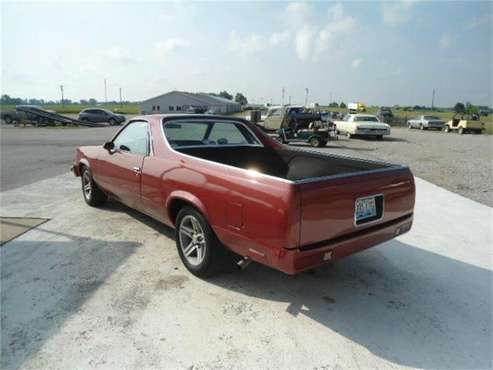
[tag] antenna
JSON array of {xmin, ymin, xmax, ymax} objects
[
  {"xmin": 431, "ymin": 88, "xmax": 435, "ymax": 110},
  {"xmin": 104, "ymin": 79, "xmax": 107, "ymax": 104},
  {"xmin": 282, "ymin": 87, "xmax": 285, "ymax": 106},
  {"xmin": 305, "ymin": 88, "xmax": 309, "ymax": 106}
]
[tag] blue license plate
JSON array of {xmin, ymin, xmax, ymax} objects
[{"xmin": 355, "ymin": 196, "xmax": 377, "ymax": 222}]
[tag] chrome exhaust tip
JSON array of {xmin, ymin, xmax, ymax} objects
[{"xmin": 237, "ymin": 257, "xmax": 252, "ymax": 270}]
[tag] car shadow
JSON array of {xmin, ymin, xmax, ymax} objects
[
  {"xmin": 206, "ymin": 240, "xmax": 492, "ymax": 369},
  {"xmin": 0, "ymin": 228, "xmax": 141, "ymax": 370},
  {"xmin": 101, "ymin": 201, "xmax": 175, "ymax": 239}
]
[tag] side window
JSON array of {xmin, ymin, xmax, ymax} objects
[
  {"xmin": 176, "ymin": 106, "xmax": 182, "ymax": 111},
  {"xmin": 208, "ymin": 122, "xmax": 249, "ymax": 144},
  {"xmin": 113, "ymin": 121, "xmax": 149, "ymax": 155},
  {"xmin": 169, "ymin": 106, "xmax": 174, "ymax": 111}
]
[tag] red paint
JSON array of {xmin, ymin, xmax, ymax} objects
[{"xmin": 74, "ymin": 115, "xmax": 415, "ymax": 275}]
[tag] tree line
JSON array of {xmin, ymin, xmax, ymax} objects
[{"xmin": 0, "ymin": 94, "xmax": 131, "ymax": 106}]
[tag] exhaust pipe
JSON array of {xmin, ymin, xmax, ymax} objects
[{"xmin": 237, "ymin": 257, "xmax": 252, "ymax": 270}]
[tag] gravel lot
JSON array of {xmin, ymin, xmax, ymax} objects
[
  {"xmin": 1, "ymin": 124, "xmax": 492, "ymax": 206},
  {"xmin": 317, "ymin": 128, "xmax": 493, "ymax": 207}
]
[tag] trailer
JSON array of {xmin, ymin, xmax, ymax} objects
[{"xmin": 3, "ymin": 106, "xmax": 106, "ymax": 127}]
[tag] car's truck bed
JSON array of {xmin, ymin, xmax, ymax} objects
[
  {"xmin": 177, "ymin": 146, "xmax": 394, "ymax": 181},
  {"xmin": 178, "ymin": 145, "xmax": 414, "ymax": 274}
]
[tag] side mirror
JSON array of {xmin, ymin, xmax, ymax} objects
[{"xmin": 103, "ymin": 141, "xmax": 114, "ymax": 151}]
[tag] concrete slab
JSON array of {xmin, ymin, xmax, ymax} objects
[
  {"xmin": 0, "ymin": 173, "xmax": 491, "ymax": 369},
  {"xmin": 0, "ymin": 217, "xmax": 49, "ymax": 245}
]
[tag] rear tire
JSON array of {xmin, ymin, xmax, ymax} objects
[
  {"xmin": 458, "ymin": 127, "xmax": 464, "ymax": 135},
  {"xmin": 309, "ymin": 137, "xmax": 321, "ymax": 147},
  {"xmin": 420, "ymin": 124, "xmax": 425, "ymax": 130},
  {"xmin": 108, "ymin": 118, "xmax": 117, "ymax": 126},
  {"xmin": 4, "ymin": 116, "xmax": 12, "ymax": 124},
  {"xmin": 81, "ymin": 166, "xmax": 107, "ymax": 206},
  {"xmin": 443, "ymin": 125, "xmax": 450, "ymax": 133},
  {"xmin": 175, "ymin": 206, "xmax": 228, "ymax": 278}
]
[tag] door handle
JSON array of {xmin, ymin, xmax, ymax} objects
[{"xmin": 132, "ymin": 166, "xmax": 141, "ymax": 175}]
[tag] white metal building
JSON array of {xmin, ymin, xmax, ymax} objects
[{"xmin": 139, "ymin": 91, "xmax": 241, "ymax": 115}]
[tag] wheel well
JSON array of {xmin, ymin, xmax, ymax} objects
[{"xmin": 168, "ymin": 198, "xmax": 196, "ymax": 226}]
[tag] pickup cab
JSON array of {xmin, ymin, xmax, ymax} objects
[{"xmin": 72, "ymin": 114, "xmax": 415, "ymax": 277}]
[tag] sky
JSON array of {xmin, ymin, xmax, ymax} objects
[{"xmin": 1, "ymin": 0, "xmax": 492, "ymax": 106}]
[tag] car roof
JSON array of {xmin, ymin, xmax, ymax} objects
[{"xmin": 134, "ymin": 114, "xmax": 247, "ymax": 123}]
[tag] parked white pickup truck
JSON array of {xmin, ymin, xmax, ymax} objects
[{"xmin": 335, "ymin": 114, "xmax": 391, "ymax": 139}]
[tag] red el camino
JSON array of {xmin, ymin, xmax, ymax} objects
[{"xmin": 72, "ymin": 114, "xmax": 415, "ymax": 277}]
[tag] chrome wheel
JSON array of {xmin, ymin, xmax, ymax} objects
[
  {"xmin": 82, "ymin": 171, "xmax": 92, "ymax": 200},
  {"xmin": 179, "ymin": 215, "xmax": 206, "ymax": 266}
]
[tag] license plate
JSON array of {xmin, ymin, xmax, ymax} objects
[{"xmin": 355, "ymin": 196, "xmax": 377, "ymax": 222}]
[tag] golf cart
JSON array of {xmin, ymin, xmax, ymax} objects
[
  {"xmin": 444, "ymin": 113, "xmax": 485, "ymax": 134},
  {"xmin": 258, "ymin": 105, "xmax": 337, "ymax": 147}
]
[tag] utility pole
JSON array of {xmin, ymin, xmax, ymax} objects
[
  {"xmin": 104, "ymin": 79, "xmax": 107, "ymax": 104},
  {"xmin": 431, "ymin": 88, "xmax": 435, "ymax": 110},
  {"xmin": 59, "ymin": 85, "xmax": 64, "ymax": 106},
  {"xmin": 119, "ymin": 87, "xmax": 122, "ymax": 106},
  {"xmin": 305, "ymin": 88, "xmax": 309, "ymax": 106},
  {"xmin": 282, "ymin": 87, "xmax": 285, "ymax": 106},
  {"xmin": 289, "ymin": 95, "xmax": 291, "ymax": 105}
]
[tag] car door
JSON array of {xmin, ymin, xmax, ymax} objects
[{"xmin": 96, "ymin": 120, "xmax": 149, "ymax": 208}]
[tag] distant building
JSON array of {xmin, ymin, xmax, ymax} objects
[{"xmin": 139, "ymin": 91, "xmax": 241, "ymax": 115}]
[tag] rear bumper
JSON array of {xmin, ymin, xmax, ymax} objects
[{"xmin": 275, "ymin": 214, "xmax": 413, "ymax": 275}]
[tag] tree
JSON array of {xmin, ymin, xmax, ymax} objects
[
  {"xmin": 88, "ymin": 98, "xmax": 98, "ymax": 105},
  {"xmin": 329, "ymin": 102, "xmax": 339, "ymax": 108},
  {"xmin": 454, "ymin": 102, "xmax": 465, "ymax": 113},
  {"xmin": 218, "ymin": 90, "xmax": 233, "ymax": 100},
  {"xmin": 339, "ymin": 102, "xmax": 347, "ymax": 109},
  {"xmin": 234, "ymin": 93, "xmax": 248, "ymax": 105},
  {"xmin": 464, "ymin": 102, "xmax": 477, "ymax": 115}
]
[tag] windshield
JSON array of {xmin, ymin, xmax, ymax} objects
[
  {"xmin": 354, "ymin": 116, "xmax": 379, "ymax": 122},
  {"xmin": 163, "ymin": 120, "xmax": 262, "ymax": 148}
]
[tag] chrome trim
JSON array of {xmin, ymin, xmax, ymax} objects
[
  {"xmin": 353, "ymin": 193, "xmax": 384, "ymax": 227},
  {"xmin": 162, "ymin": 118, "xmax": 263, "ymax": 149}
]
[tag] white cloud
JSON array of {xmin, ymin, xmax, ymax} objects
[
  {"xmin": 295, "ymin": 26, "xmax": 316, "ymax": 61},
  {"xmin": 381, "ymin": 0, "xmax": 416, "ymax": 26},
  {"xmin": 102, "ymin": 46, "xmax": 139, "ymax": 65},
  {"xmin": 351, "ymin": 58, "xmax": 362, "ymax": 69},
  {"xmin": 286, "ymin": 2, "xmax": 311, "ymax": 19},
  {"xmin": 469, "ymin": 14, "xmax": 492, "ymax": 29},
  {"xmin": 154, "ymin": 38, "xmax": 188, "ymax": 59},
  {"xmin": 327, "ymin": 3, "xmax": 344, "ymax": 20},
  {"xmin": 230, "ymin": 31, "xmax": 265, "ymax": 55},
  {"xmin": 315, "ymin": 3, "xmax": 357, "ymax": 58},
  {"xmin": 269, "ymin": 31, "xmax": 290, "ymax": 46},
  {"xmin": 439, "ymin": 33, "xmax": 453, "ymax": 49}
]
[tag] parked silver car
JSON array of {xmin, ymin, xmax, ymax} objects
[{"xmin": 407, "ymin": 115, "xmax": 445, "ymax": 130}]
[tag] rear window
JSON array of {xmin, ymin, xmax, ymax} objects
[
  {"xmin": 163, "ymin": 120, "xmax": 262, "ymax": 148},
  {"xmin": 355, "ymin": 116, "xmax": 379, "ymax": 122}
]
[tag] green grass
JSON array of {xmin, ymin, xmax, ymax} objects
[{"xmin": 0, "ymin": 103, "xmax": 139, "ymax": 115}]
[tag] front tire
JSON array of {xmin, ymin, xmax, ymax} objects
[
  {"xmin": 81, "ymin": 166, "xmax": 107, "ymax": 206},
  {"xmin": 108, "ymin": 118, "xmax": 117, "ymax": 126},
  {"xmin": 176, "ymin": 207, "xmax": 228, "ymax": 278},
  {"xmin": 443, "ymin": 125, "xmax": 450, "ymax": 133},
  {"xmin": 458, "ymin": 127, "xmax": 464, "ymax": 135},
  {"xmin": 420, "ymin": 124, "xmax": 425, "ymax": 130}
]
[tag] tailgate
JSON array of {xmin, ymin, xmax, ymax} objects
[{"xmin": 296, "ymin": 167, "xmax": 415, "ymax": 248}]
